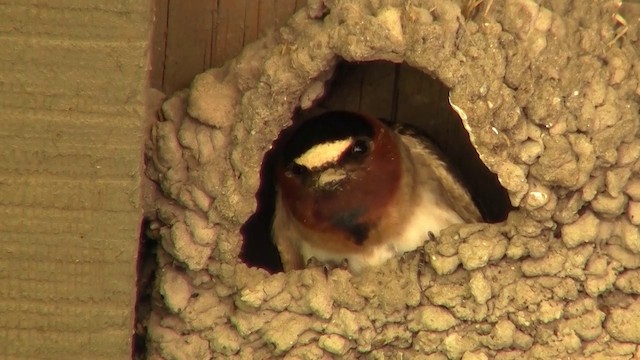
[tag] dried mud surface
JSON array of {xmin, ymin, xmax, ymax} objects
[{"xmin": 145, "ymin": 0, "xmax": 640, "ymax": 358}]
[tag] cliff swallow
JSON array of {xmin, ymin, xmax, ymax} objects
[{"xmin": 272, "ymin": 111, "xmax": 481, "ymax": 272}]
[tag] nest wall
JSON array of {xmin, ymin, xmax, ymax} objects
[{"xmin": 145, "ymin": 0, "xmax": 640, "ymax": 358}]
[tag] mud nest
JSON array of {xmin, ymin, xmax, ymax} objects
[{"xmin": 144, "ymin": 0, "xmax": 640, "ymax": 358}]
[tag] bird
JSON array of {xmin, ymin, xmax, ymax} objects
[{"xmin": 271, "ymin": 110, "xmax": 482, "ymax": 273}]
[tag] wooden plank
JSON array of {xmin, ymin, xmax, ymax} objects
[
  {"xmin": 227, "ymin": 0, "xmax": 248, "ymax": 64},
  {"xmin": 276, "ymin": 0, "xmax": 298, "ymax": 25},
  {"xmin": 243, "ymin": 1, "xmax": 261, "ymax": 46},
  {"xmin": 211, "ymin": 0, "xmax": 228, "ymax": 67},
  {"xmin": 295, "ymin": 0, "xmax": 307, "ymax": 11},
  {"xmin": 0, "ymin": 0, "xmax": 150, "ymax": 358},
  {"xmin": 156, "ymin": 0, "xmax": 305, "ymax": 91},
  {"xmin": 395, "ymin": 64, "xmax": 451, "ymax": 141},
  {"xmin": 204, "ymin": 0, "xmax": 219, "ymax": 70},
  {"xmin": 257, "ymin": 0, "xmax": 277, "ymax": 37},
  {"xmin": 164, "ymin": 0, "xmax": 214, "ymax": 94},
  {"xmin": 212, "ymin": 0, "xmax": 248, "ymax": 68},
  {"xmin": 359, "ymin": 61, "xmax": 397, "ymax": 120},
  {"xmin": 307, "ymin": 61, "xmax": 395, "ymax": 120},
  {"xmin": 313, "ymin": 62, "xmax": 365, "ymax": 113},
  {"xmin": 150, "ymin": 0, "xmax": 168, "ymax": 90}
]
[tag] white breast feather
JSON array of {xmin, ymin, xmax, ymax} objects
[{"xmin": 299, "ymin": 180, "xmax": 465, "ymax": 273}]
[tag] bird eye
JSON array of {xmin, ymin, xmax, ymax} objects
[
  {"xmin": 287, "ymin": 163, "xmax": 309, "ymax": 177},
  {"xmin": 350, "ymin": 138, "xmax": 370, "ymax": 157}
]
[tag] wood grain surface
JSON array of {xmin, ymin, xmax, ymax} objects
[
  {"xmin": 0, "ymin": 1, "xmax": 151, "ymax": 359},
  {"xmin": 151, "ymin": 0, "xmax": 307, "ymax": 94}
]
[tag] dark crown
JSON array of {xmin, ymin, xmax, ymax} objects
[{"xmin": 281, "ymin": 111, "xmax": 375, "ymax": 166}]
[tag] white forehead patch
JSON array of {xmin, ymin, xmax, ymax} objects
[{"xmin": 294, "ymin": 138, "xmax": 353, "ymax": 169}]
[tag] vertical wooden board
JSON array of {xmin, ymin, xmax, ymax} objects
[
  {"xmin": 396, "ymin": 64, "xmax": 485, "ymax": 172},
  {"xmin": 358, "ymin": 61, "xmax": 397, "ymax": 120},
  {"xmin": 396, "ymin": 64, "xmax": 468, "ymax": 170},
  {"xmin": 226, "ymin": 0, "xmax": 248, "ymax": 64},
  {"xmin": 208, "ymin": 0, "xmax": 220, "ymax": 69},
  {"xmin": 276, "ymin": 0, "xmax": 298, "ymax": 25},
  {"xmin": 395, "ymin": 65, "xmax": 452, "ymax": 139},
  {"xmin": 149, "ymin": 0, "xmax": 168, "ymax": 90},
  {"xmin": 212, "ymin": 0, "xmax": 248, "ymax": 68},
  {"xmin": 257, "ymin": 0, "xmax": 277, "ymax": 36},
  {"xmin": 0, "ymin": 0, "xmax": 150, "ymax": 359},
  {"xmin": 243, "ymin": 1, "xmax": 261, "ymax": 46},
  {"xmin": 295, "ymin": 0, "xmax": 307, "ymax": 11},
  {"xmin": 311, "ymin": 61, "xmax": 394, "ymax": 120},
  {"xmin": 395, "ymin": 63, "xmax": 476, "ymax": 164},
  {"xmin": 211, "ymin": 0, "xmax": 227, "ymax": 67},
  {"xmin": 163, "ymin": 0, "xmax": 214, "ymax": 94},
  {"xmin": 211, "ymin": 0, "xmax": 229, "ymax": 67},
  {"xmin": 314, "ymin": 62, "xmax": 366, "ymax": 113},
  {"xmin": 155, "ymin": 0, "xmax": 305, "ymax": 93}
]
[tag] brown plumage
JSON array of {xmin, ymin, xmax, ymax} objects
[{"xmin": 272, "ymin": 111, "xmax": 481, "ymax": 272}]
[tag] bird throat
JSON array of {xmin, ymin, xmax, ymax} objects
[{"xmin": 329, "ymin": 208, "xmax": 371, "ymax": 245}]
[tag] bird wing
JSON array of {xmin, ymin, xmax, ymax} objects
[
  {"xmin": 393, "ymin": 123, "xmax": 483, "ymax": 223},
  {"xmin": 272, "ymin": 190, "xmax": 305, "ymax": 271}
]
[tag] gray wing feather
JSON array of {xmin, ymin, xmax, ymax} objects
[{"xmin": 393, "ymin": 123, "xmax": 483, "ymax": 223}]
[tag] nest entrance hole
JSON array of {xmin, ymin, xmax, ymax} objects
[{"xmin": 240, "ymin": 61, "xmax": 512, "ymax": 273}]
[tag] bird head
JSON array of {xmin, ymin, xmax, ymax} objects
[{"xmin": 275, "ymin": 111, "xmax": 405, "ymax": 246}]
